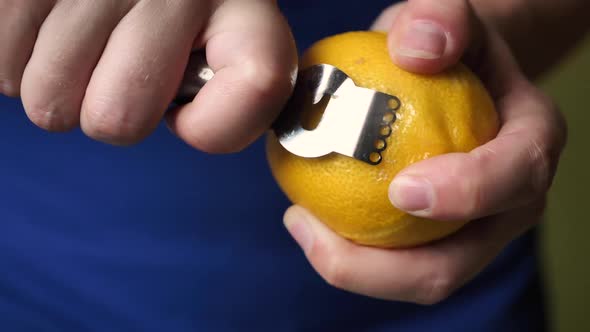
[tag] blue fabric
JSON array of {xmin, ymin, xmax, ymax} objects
[{"xmin": 0, "ymin": 1, "xmax": 546, "ymax": 331}]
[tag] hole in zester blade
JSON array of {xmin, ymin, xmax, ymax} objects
[
  {"xmin": 369, "ymin": 152, "xmax": 382, "ymax": 164},
  {"xmin": 379, "ymin": 125, "xmax": 392, "ymax": 137},
  {"xmin": 388, "ymin": 98, "xmax": 401, "ymax": 110},
  {"xmin": 374, "ymin": 139, "xmax": 386, "ymax": 150},
  {"xmin": 301, "ymin": 94, "xmax": 331, "ymax": 130},
  {"xmin": 382, "ymin": 112, "xmax": 395, "ymax": 124}
]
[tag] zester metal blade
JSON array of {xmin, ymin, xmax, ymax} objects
[
  {"xmin": 272, "ymin": 64, "xmax": 400, "ymax": 165},
  {"xmin": 174, "ymin": 51, "xmax": 401, "ymax": 165}
]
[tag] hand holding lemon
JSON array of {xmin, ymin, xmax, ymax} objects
[
  {"xmin": 274, "ymin": 0, "xmax": 566, "ymax": 304},
  {"xmin": 268, "ymin": 31, "xmax": 499, "ymax": 248}
]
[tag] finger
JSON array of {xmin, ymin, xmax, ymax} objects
[
  {"xmin": 284, "ymin": 201, "xmax": 544, "ymax": 304},
  {"xmin": 0, "ymin": 0, "xmax": 53, "ymax": 97},
  {"xmin": 166, "ymin": 0, "xmax": 298, "ymax": 153},
  {"xmin": 389, "ymin": 80, "xmax": 567, "ymax": 221},
  {"xmin": 387, "ymin": 0, "xmax": 480, "ymax": 74},
  {"xmin": 80, "ymin": 1, "xmax": 208, "ymax": 145},
  {"xmin": 21, "ymin": 1, "xmax": 132, "ymax": 132},
  {"xmin": 370, "ymin": 3, "xmax": 404, "ymax": 32}
]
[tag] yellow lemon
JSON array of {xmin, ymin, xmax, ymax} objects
[{"xmin": 266, "ymin": 31, "xmax": 499, "ymax": 247}]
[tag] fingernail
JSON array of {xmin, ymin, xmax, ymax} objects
[
  {"xmin": 284, "ymin": 211, "xmax": 314, "ymax": 254},
  {"xmin": 395, "ymin": 20, "xmax": 446, "ymax": 60},
  {"xmin": 389, "ymin": 175, "xmax": 434, "ymax": 213}
]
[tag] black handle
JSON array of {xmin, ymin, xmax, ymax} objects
[{"xmin": 173, "ymin": 50, "xmax": 213, "ymax": 104}]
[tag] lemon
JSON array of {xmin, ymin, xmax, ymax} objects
[{"xmin": 266, "ymin": 31, "xmax": 499, "ymax": 247}]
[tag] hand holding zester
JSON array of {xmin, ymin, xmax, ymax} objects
[{"xmin": 0, "ymin": 0, "xmax": 297, "ymax": 151}]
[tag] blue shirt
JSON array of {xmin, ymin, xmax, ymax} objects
[{"xmin": 0, "ymin": 1, "xmax": 546, "ymax": 331}]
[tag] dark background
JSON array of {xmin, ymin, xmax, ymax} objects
[{"xmin": 541, "ymin": 35, "xmax": 590, "ymax": 331}]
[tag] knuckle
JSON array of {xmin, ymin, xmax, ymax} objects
[
  {"xmin": 20, "ymin": 68, "xmax": 84, "ymax": 130},
  {"xmin": 529, "ymin": 88, "xmax": 568, "ymax": 150},
  {"xmin": 0, "ymin": 57, "xmax": 24, "ymax": 97},
  {"xmin": 547, "ymin": 101, "xmax": 568, "ymax": 151},
  {"xmin": 322, "ymin": 256, "xmax": 350, "ymax": 290},
  {"xmin": 414, "ymin": 265, "xmax": 457, "ymax": 305},
  {"xmin": 517, "ymin": 87, "xmax": 567, "ymax": 198},
  {"xmin": 24, "ymin": 102, "xmax": 77, "ymax": 132},
  {"xmin": 527, "ymin": 135, "xmax": 553, "ymax": 196},
  {"xmin": 0, "ymin": 78, "xmax": 20, "ymax": 97},
  {"xmin": 527, "ymin": 107, "xmax": 564, "ymax": 196},
  {"xmin": 313, "ymin": 243, "xmax": 351, "ymax": 290},
  {"xmin": 82, "ymin": 99, "xmax": 149, "ymax": 145}
]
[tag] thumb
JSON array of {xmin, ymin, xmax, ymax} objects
[{"xmin": 388, "ymin": 0, "xmax": 479, "ymax": 74}]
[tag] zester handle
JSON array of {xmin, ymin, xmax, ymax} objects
[{"xmin": 173, "ymin": 50, "xmax": 213, "ymax": 104}]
